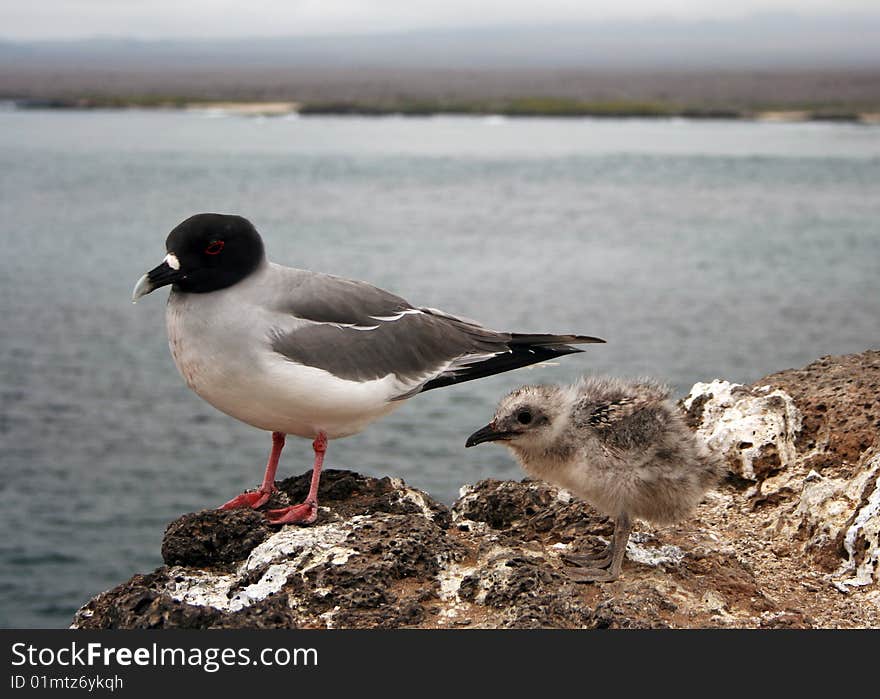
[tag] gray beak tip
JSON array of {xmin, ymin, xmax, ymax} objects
[{"xmin": 131, "ymin": 273, "xmax": 153, "ymax": 303}]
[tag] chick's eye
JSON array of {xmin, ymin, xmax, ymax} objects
[
  {"xmin": 516, "ymin": 410, "xmax": 533, "ymax": 425},
  {"xmin": 205, "ymin": 240, "xmax": 225, "ymax": 255}
]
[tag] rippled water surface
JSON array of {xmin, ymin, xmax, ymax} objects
[{"xmin": 1, "ymin": 110, "xmax": 878, "ymax": 627}]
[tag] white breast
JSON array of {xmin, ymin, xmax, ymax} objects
[
  {"xmin": 165, "ymin": 283, "xmax": 406, "ymax": 439},
  {"xmin": 514, "ymin": 447, "xmax": 632, "ymax": 518}
]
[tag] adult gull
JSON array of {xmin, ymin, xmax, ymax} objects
[{"xmin": 133, "ymin": 213, "xmax": 604, "ymax": 524}]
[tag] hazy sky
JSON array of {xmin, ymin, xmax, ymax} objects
[{"xmin": 2, "ymin": 0, "xmax": 879, "ymax": 40}]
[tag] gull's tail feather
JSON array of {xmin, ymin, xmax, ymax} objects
[
  {"xmin": 416, "ymin": 333, "xmax": 605, "ymax": 395},
  {"xmin": 509, "ymin": 333, "xmax": 605, "ymax": 346}
]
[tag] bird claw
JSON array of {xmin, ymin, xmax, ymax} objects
[
  {"xmin": 219, "ymin": 489, "xmax": 273, "ymax": 511},
  {"xmin": 564, "ymin": 565, "xmax": 620, "ymax": 583},
  {"xmin": 266, "ymin": 501, "xmax": 318, "ymax": 525},
  {"xmin": 562, "ymin": 547, "xmax": 613, "ymax": 568}
]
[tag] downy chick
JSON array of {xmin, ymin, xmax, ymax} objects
[{"xmin": 466, "ymin": 376, "xmax": 724, "ymax": 582}]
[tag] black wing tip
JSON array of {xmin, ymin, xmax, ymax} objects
[
  {"xmin": 571, "ymin": 335, "xmax": 606, "ymax": 344},
  {"xmin": 417, "ymin": 341, "xmax": 596, "ymax": 395},
  {"xmin": 552, "ymin": 344, "xmax": 585, "ymax": 356},
  {"xmin": 510, "ymin": 333, "xmax": 606, "ymax": 346}
]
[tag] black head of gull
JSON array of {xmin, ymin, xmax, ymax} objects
[
  {"xmin": 133, "ymin": 213, "xmax": 265, "ymax": 299},
  {"xmin": 133, "ymin": 213, "xmax": 605, "ymax": 527}
]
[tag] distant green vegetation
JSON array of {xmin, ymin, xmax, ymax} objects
[
  {"xmin": 299, "ymin": 97, "xmax": 690, "ymax": 118},
  {"xmin": 500, "ymin": 97, "xmax": 673, "ymax": 117},
  {"xmin": 15, "ymin": 95, "xmax": 194, "ymax": 109},
  {"xmin": 11, "ymin": 94, "xmax": 876, "ymax": 122}
]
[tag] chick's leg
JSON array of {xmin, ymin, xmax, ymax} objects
[
  {"xmin": 562, "ymin": 538, "xmax": 613, "ymax": 568},
  {"xmin": 565, "ymin": 513, "xmax": 632, "ymax": 583}
]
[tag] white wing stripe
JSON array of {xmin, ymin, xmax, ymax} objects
[
  {"xmin": 368, "ymin": 309, "xmax": 424, "ymax": 322},
  {"xmin": 316, "ymin": 322, "xmax": 380, "ymax": 331}
]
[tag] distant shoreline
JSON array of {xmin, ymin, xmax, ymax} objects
[{"xmin": 7, "ymin": 97, "xmax": 880, "ymax": 124}]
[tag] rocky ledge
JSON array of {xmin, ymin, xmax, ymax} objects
[{"xmin": 73, "ymin": 350, "xmax": 880, "ymax": 629}]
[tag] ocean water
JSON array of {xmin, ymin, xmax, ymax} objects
[{"xmin": 1, "ymin": 109, "xmax": 878, "ymax": 628}]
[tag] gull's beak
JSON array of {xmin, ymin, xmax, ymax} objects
[
  {"xmin": 132, "ymin": 253, "xmax": 184, "ymax": 303},
  {"xmin": 465, "ymin": 423, "xmax": 515, "ymax": 448}
]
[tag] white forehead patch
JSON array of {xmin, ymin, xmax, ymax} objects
[{"xmin": 164, "ymin": 252, "xmax": 181, "ymax": 270}]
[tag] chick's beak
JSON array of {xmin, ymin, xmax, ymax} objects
[{"xmin": 465, "ymin": 422, "xmax": 515, "ymax": 448}]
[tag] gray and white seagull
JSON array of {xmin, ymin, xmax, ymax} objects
[{"xmin": 133, "ymin": 213, "xmax": 604, "ymax": 524}]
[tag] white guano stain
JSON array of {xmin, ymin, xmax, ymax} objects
[
  {"xmin": 437, "ymin": 561, "xmax": 478, "ymax": 602},
  {"xmin": 684, "ymin": 380, "xmax": 802, "ymax": 480},
  {"xmin": 164, "ymin": 520, "xmax": 361, "ymax": 613},
  {"xmin": 836, "ymin": 453, "xmax": 880, "ymax": 589},
  {"xmin": 626, "ymin": 541, "xmax": 686, "ymax": 568}
]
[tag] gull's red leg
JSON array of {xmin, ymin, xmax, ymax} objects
[
  {"xmin": 219, "ymin": 431, "xmax": 285, "ymax": 510},
  {"xmin": 266, "ymin": 432, "xmax": 327, "ymax": 525}
]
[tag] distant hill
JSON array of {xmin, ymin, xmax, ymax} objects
[
  {"xmin": 2, "ymin": 14, "xmax": 879, "ymax": 108},
  {"xmin": 3, "ymin": 14, "xmax": 880, "ymax": 70}
]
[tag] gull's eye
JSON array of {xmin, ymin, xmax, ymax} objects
[
  {"xmin": 205, "ymin": 240, "xmax": 225, "ymax": 255},
  {"xmin": 516, "ymin": 410, "xmax": 533, "ymax": 425}
]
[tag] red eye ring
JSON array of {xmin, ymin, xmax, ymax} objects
[{"xmin": 205, "ymin": 240, "xmax": 225, "ymax": 255}]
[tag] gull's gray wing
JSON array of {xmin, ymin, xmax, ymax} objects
[
  {"xmin": 272, "ymin": 268, "xmax": 417, "ymax": 327},
  {"xmin": 266, "ymin": 267, "xmax": 603, "ymax": 398}
]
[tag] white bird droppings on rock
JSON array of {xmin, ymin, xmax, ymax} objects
[
  {"xmin": 165, "ymin": 567, "xmax": 237, "ymax": 610},
  {"xmin": 836, "ymin": 451, "xmax": 880, "ymax": 589},
  {"xmin": 227, "ymin": 562, "xmax": 301, "ymax": 612},
  {"xmin": 792, "ymin": 471, "xmax": 854, "ymax": 548},
  {"xmin": 397, "ymin": 483, "xmax": 438, "ymax": 521},
  {"xmin": 319, "ymin": 606, "xmax": 340, "ymax": 629},
  {"xmin": 555, "ymin": 489, "xmax": 573, "ymax": 504},
  {"xmin": 684, "ymin": 379, "xmax": 802, "ymax": 480},
  {"xmin": 626, "ymin": 541, "xmax": 686, "ymax": 568},
  {"xmin": 437, "ymin": 561, "xmax": 479, "ymax": 602},
  {"xmin": 165, "ymin": 520, "xmax": 362, "ymax": 613},
  {"xmin": 451, "ymin": 484, "xmax": 481, "ymax": 523},
  {"xmin": 243, "ymin": 521, "xmax": 356, "ymax": 572}
]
